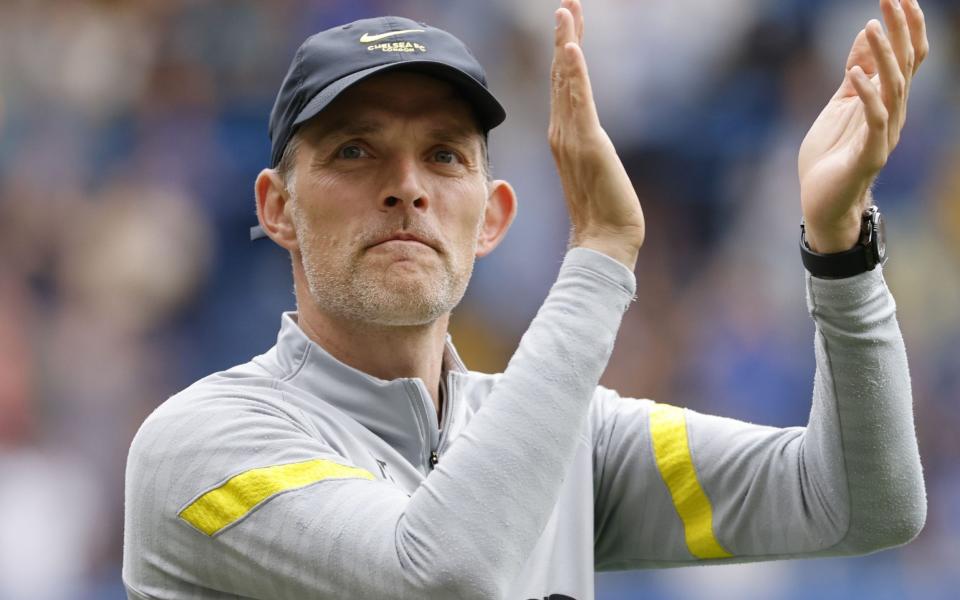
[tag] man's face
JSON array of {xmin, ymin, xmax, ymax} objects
[{"xmin": 285, "ymin": 71, "xmax": 490, "ymax": 327}]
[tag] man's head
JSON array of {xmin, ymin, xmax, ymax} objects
[{"xmin": 254, "ymin": 18, "xmax": 516, "ymax": 327}]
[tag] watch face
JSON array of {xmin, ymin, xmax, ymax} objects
[{"xmin": 874, "ymin": 211, "xmax": 886, "ymax": 262}]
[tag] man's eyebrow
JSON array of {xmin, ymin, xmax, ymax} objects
[{"xmin": 426, "ymin": 125, "xmax": 483, "ymax": 149}]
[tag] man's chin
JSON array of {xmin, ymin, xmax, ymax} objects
[
  {"xmin": 366, "ymin": 312, "xmax": 445, "ymax": 328},
  {"xmin": 353, "ymin": 281, "xmax": 465, "ymax": 327},
  {"xmin": 354, "ymin": 296, "xmax": 453, "ymax": 327},
  {"xmin": 302, "ymin": 258, "xmax": 471, "ymax": 327}
]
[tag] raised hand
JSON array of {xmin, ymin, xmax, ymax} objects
[
  {"xmin": 549, "ymin": 0, "xmax": 645, "ymax": 269},
  {"xmin": 798, "ymin": 0, "xmax": 928, "ymax": 253}
]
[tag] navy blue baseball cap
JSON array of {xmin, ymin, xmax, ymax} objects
[{"xmin": 252, "ymin": 16, "xmax": 506, "ymax": 240}]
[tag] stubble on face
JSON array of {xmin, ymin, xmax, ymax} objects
[{"xmin": 289, "ymin": 187, "xmax": 483, "ymax": 327}]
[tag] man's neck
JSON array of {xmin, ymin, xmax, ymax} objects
[{"xmin": 295, "ymin": 303, "xmax": 449, "ymax": 419}]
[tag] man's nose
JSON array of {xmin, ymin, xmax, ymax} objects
[{"xmin": 381, "ymin": 156, "xmax": 428, "ymax": 211}]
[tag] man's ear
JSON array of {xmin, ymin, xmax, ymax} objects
[
  {"xmin": 476, "ymin": 179, "xmax": 517, "ymax": 257},
  {"xmin": 255, "ymin": 169, "xmax": 299, "ymax": 251}
]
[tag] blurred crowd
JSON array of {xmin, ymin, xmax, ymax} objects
[{"xmin": 0, "ymin": 0, "xmax": 957, "ymax": 598}]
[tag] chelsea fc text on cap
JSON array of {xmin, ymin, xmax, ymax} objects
[{"xmin": 251, "ymin": 16, "xmax": 507, "ymax": 241}]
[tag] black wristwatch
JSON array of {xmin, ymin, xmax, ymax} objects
[{"xmin": 800, "ymin": 206, "xmax": 886, "ymax": 279}]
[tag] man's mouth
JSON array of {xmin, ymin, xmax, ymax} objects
[{"xmin": 367, "ymin": 232, "xmax": 438, "ymax": 252}]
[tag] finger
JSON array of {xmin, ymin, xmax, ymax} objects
[
  {"xmin": 551, "ymin": 9, "xmax": 574, "ymax": 102},
  {"xmin": 553, "ymin": 7, "xmax": 577, "ymax": 60},
  {"xmin": 845, "ymin": 29, "xmax": 877, "ymax": 77},
  {"xmin": 865, "ymin": 19, "xmax": 905, "ymax": 124},
  {"xmin": 903, "ymin": 0, "xmax": 929, "ymax": 73},
  {"xmin": 552, "ymin": 9, "xmax": 576, "ymax": 79},
  {"xmin": 562, "ymin": 0, "xmax": 584, "ymax": 44},
  {"xmin": 838, "ymin": 29, "xmax": 871, "ymax": 98},
  {"xmin": 849, "ymin": 65, "xmax": 889, "ymax": 171},
  {"xmin": 550, "ymin": 8, "xmax": 579, "ymax": 135},
  {"xmin": 562, "ymin": 42, "xmax": 600, "ymax": 128},
  {"xmin": 880, "ymin": 0, "xmax": 914, "ymax": 80}
]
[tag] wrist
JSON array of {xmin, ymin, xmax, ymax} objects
[
  {"xmin": 573, "ymin": 237, "xmax": 639, "ymax": 270},
  {"xmin": 802, "ymin": 212, "xmax": 862, "ymax": 253},
  {"xmin": 800, "ymin": 206, "xmax": 886, "ymax": 279}
]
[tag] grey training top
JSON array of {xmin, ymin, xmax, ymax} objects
[{"xmin": 123, "ymin": 248, "xmax": 925, "ymax": 600}]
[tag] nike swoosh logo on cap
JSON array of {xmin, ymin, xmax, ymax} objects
[{"xmin": 359, "ymin": 29, "xmax": 425, "ymax": 43}]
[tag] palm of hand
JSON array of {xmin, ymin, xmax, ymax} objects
[{"xmin": 799, "ymin": 73, "xmax": 887, "ymax": 233}]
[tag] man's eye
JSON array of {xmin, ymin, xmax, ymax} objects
[
  {"xmin": 337, "ymin": 145, "xmax": 367, "ymax": 159},
  {"xmin": 433, "ymin": 149, "xmax": 458, "ymax": 164}
]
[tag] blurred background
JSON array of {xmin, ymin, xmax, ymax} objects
[{"xmin": 0, "ymin": 0, "xmax": 956, "ymax": 598}]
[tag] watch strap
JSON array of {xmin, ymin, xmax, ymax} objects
[
  {"xmin": 800, "ymin": 207, "xmax": 883, "ymax": 279},
  {"xmin": 799, "ymin": 230, "xmax": 875, "ymax": 278}
]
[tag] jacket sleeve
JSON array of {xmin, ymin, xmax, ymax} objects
[
  {"xmin": 591, "ymin": 267, "xmax": 926, "ymax": 570},
  {"xmin": 123, "ymin": 248, "xmax": 636, "ymax": 600}
]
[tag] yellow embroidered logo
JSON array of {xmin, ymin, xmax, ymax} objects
[
  {"xmin": 366, "ymin": 40, "xmax": 427, "ymax": 53},
  {"xmin": 359, "ymin": 29, "xmax": 427, "ymax": 53},
  {"xmin": 359, "ymin": 29, "xmax": 425, "ymax": 43}
]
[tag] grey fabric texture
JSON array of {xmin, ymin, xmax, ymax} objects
[
  {"xmin": 593, "ymin": 268, "xmax": 924, "ymax": 570},
  {"xmin": 123, "ymin": 252, "xmax": 925, "ymax": 600}
]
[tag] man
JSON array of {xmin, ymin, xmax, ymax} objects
[{"xmin": 123, "ymin": 0, "xmax": 929, "ymax": 598}]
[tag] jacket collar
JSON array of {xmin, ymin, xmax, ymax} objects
[{"xmin": 271, "ymin": 312, "xmax": 467, "ymax": 469}]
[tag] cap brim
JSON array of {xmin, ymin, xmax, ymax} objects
[{"xmin": 292, "ymin": 60, "xmax": 505, "ymax": 133}]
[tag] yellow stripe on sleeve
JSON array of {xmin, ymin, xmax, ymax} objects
[
  {"xmin": 649, "ymin": 403, "xmax": 733, "ymax": 559},
  {"xmin": 180, "ymin": 458, "xmax": 375, "ymax": 536}
]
